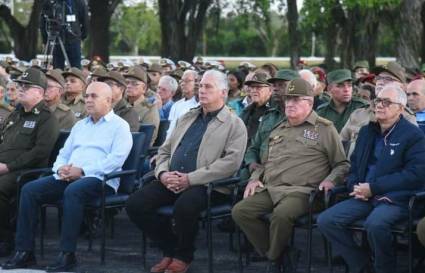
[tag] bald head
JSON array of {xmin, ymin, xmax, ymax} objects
[
  {"xmin": 85, "ymin": 82, "xmax": 113, "ymax": 121},
  {"xmin": 407, "ymin": 79, "xmax": 425, "ymax": 112}
]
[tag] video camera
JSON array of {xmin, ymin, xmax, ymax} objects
[{"xmin": 42, "ymin": 0, "xmax": 75, "ymax": 37}]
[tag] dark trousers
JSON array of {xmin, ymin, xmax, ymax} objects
[
  {"xmin": 0, "ymin": 172, "xmax": 19, "ymax": 242},
  {"xmin": 126, "ymin": 180, "xmax": 227, "ymax": 263},
  {"xmin": 14, "ymin": 175, "xmax": 113, "ymax": 252},
  {"xmin": 53, "ymin": 39, "xmax": 81, "ymax": 69},
  {"xmin": 317, "ymin": 198, "xmax": 408, "ymax": 273}
]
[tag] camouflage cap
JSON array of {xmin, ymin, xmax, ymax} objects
[
  {"xmin": 372, "ymin": 61, "xmax": 406, "ymax": 83},
  {"xmin": 284, "ymin": 78, "xmax": 314, "ymax": 97},
  {"xmin": 14, "ymin": 67, "xmax": 47, "ymax": 90},
  {"xmin": 90, "ymin": 67, "xmax": 108, "ymax": 78},
  {"xmin": 99, "ymin": 71, "xmax": 127, "ymax": 87},
  {"xmin": 46, "ymin": 69, "xmax": 66, "ymax": 88},
  {"xmin": 62, "ymin": 67, "xmax": 86, "ymax": 84},
  {"xmin": 327, "ymin": 69, "xmax": 352, "ymax": 85},
  {"xmin": 267, "ymin": 69, "xmax": 300, "ymax": 83},
  {"xmin": 353, "ymin": 60, "xmax": 369, "ymax": 70},
  {"xmin": 148, "ymin": 63, "xmax": 162, "ymax": 73},
  {"xmin": 123, "ymin": 66, "xmax": 148, "ymax": 83},
  {"xmin": 244, "ymin": 71, "xmax": 271, "ymax": 86}
]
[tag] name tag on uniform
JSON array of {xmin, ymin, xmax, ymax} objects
[
  {"xmin": 303, "ymin": 129, "xmax": 319, "ymax": 140},
  {"xmin": 23, "ymin": 121, "xmax": 36, "ymax": 129},
  {"xmin": 75, "ymin": 112, "xmax": 81, "ymax": 118},
  {"xmin": 66, "ymin": 14, "xmax": 76, "ymax": 22}
]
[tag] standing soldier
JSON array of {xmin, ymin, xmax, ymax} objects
[
  {"xmin": 45, "ymin": 70, "xmax": 77, "ymax": 130},
  {"xmin": 62, "ymin": 68, "xmax": 87, "ymax": 120},
  {"xmin": 0, "ymin": 68, "xmax": 59, "ymax": 257}
]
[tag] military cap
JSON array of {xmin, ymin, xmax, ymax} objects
[
  {"xmin": 62, "ymin": 67, "xmax": 86, "ymax": 84},
  {"xmin": 160, "ymin": 58, "xmax": 175, "ymax": 69},
  {"xmin": 178, "ymin": 60, "xmax": 193, "ymax": 70},
  {"xmin": 148, "ymin": 63, "xmax": 162, "ymax": 73},
  {"xmin": 81, "ymin": 59, "xmax": 90, "ymax": 67},
  {"xmin": 267, "ymin": 69, "xmax": 300, "ymax": 83},
  {"xmin": 46, "ymin": 69, "xmax": 66, "ymax": 88},
  {"xmin": 372, "ymin": 61, "xmax": 406, "ymax": 83},
  {"xmin": 193, "ymin": 56, "xmax": 204, "ymax": 64},
  {"xmin": 244, "ymin": 71, "xmax": 271, "ymax": 86},
  {"xmin": 239, "ymin": 61, "xmax": 256, "ymax": 69},
  {"xmin": 285, "ymin": 78, "xmax": 314, "ymax": 97},
  {"xmin": 14, "ymin": 67, "xmax": 47, "ymax": 90},
  {"xmin": 311, "ymin": 67, "xmax": 326, "ymax": 83},
  {"xmin": 99, "ymin": 71, "xmax": 127, "ymax": 87},
  {"xmin": 353, "ymin": 60, "xmax": 369, "ymax": 70},
  {"xmin": 327, "ymin": 69, "xmax": 352, "ymax": 84},
  {"xmin": 170, "ymin": 68, "xmax": 184, "ymax": 80},
  {"xmin": 90, "ymin": 67, "xmax": 108, "ymax": 78},
  {"xmin": 123, "ymin": 66, "xmax": 148, "ymax": 83}
]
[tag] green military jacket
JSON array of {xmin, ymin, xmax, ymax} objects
[
  {"xmin": 62, "ymin": 94, "xmax": 86, "ymax": 120},
  {"xmin": 316, "ymin": 97, "xmax": 368, "ymax": 132},
  {"xmin": 50, "ymin": 103, "xmax": 76, "ymax": 130},
  {"xmin": 0, "ymin": 102, "xmax": 14, "ymax": 126},
  {"xmin": 0, "ymin": 100, "xmax": 60, "ymax": 171},
  {"xmin": 250, "ymin": 111, "xmax": 349, "ymax": 204},
  {"xmin": 114, "ymin": 98, "xmax": 139, "ymax": 132},
  {"xmin": 129, "ymin": 95, "xmax": 160, "ymax": 145}
]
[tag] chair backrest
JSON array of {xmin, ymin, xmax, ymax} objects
[
  {"xmin": 153, "ymin": 119, "xmax": 170, "ymax": 147},
  {"xmin": 138, "ymin": 123, "xmax": 155, "ymax": 154},
  {"xmin": 48, "ymin": 130, "xmax": 71, "ymax": 166},
  {"xmin": 119, "ymin": 132, "xmax": 146, "ymax": 194}
]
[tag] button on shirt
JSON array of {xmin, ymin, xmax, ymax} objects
[
  {"xmin": 169, "ymin": 108, "xmax": 221, "ymax": 173},
  {"xmin": 52, "ymin": 111, "xmax": 133, "ymax": 192}
]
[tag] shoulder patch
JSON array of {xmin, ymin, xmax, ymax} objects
[
  {"xmin": 316, "ymin": 116, "xmax": 333, "ymax": 126},
  {"xmin": 57, "ymin": 104, "xmax": 71, "ymax": 111}
]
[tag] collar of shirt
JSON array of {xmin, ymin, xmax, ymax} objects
[
  {"xmin": 85, "ymin": 110, "xmax": 114, "ymax": 124},
  {"xmin": 416, "ymin": 110, "xmax": 425, "ymax": 122},
  {"xmin": 282, "ymin": 110, "xmax": 318, "ymax": 128}
]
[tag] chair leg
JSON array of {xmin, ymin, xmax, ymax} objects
[
  {"xmin": 307, "ymin": 227, "xmax": 313, "ymax": 273},
  {"xmin": 142, "ymin": 231, "xmax": 147, "ymax": 269},
  {"xmin": 236, "ymin": 226, "xmax": 243, "ymax": 273},
  {"xmin": 207, "ymin": 216, "xmax": 213, "ymax": 273},
  {"xmin": 326, "ymin": 240, "xmax": 333, "ymax": 273},
  {"xmin": 101, "ymin": 212, "xmax": 106, "ymax": 264},
  {"xmin": 40, "ymin": 206, "xmax": 46, "ymax": 258},
  {"xmin": 110, "ymin": 214, "xmax": 115, "ymax": 239}
]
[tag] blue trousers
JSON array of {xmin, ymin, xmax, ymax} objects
[
  {"xmin": 15, "ymin": 175, "xmax": 113, "ymax": 252},
  {"xmin": 317, "ymin": 198, "xmax": 408, "ymax": 273},
  {"xmin": 53, "ymin": 40, "xmax": 81, "ymax": 69}
]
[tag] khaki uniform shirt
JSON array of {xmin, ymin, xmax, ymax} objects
[
  {"xmin": 62, "ymin": 94, "xmax": 86, "ymax": 120},
  {"xmin": 340, "ymin": 106, "xmax": 417, "ymax": 157},
  {"xmin": 50, "ymin": 103, "xmax": 76, "ymax": 131},
  {"xmin": 0, "ymin": 101, "xmax": 60, "ymax": 171},
  {"xmin": 129, "ymin": 95, "xmax": 160, "ymax": 144},
  {"xmin": 251, "ymin": 111, "xmax": 350, "ymax": 204},
  {"xmin": 113, "ymin": 99, "xmax": 139, "ymax": 132},
  {"xmin": 0, "ymin": 102, "xmax": 14, "ymax": 126},
  {"xmin": 316, "ymin": 98, "xmax": 368, "ymax": 132}
]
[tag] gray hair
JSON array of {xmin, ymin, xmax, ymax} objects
[
  {"xmin": 158, "ymin": 75, "xmax": 178, "ymax": 93},
  {"xmin": 182, "ymin": 69, "xmax": 198, "ymax": 80},
  {"xmin": 203, "ymin": 69, "xmax": 229, "ymax": 92},
  {"xmin": 381, "ymin": 83, "xmax": 407, "ymax": 106},
  {"xmin": 299, "ymin": 69, "xmax": 317, "ymax": 89}
]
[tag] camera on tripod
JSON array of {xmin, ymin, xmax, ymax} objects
[{"xmin": 42, "ymin": 0, "xmax": 74, "ymax": 37}]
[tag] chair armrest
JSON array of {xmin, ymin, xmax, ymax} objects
[
  {"xmin": 325, "ymin": 185, "xmax": 349, "ymax": 208},
  {"xmin": 139, "ymin": 170, "xmax": 156, "ymax": 187},
  {"xmin": 17, "ymin": 168, "xmax": 53, "ymax": 185},
  {"xmin": 103, "ymin": 170, "xmax": 137, "ymax": 182},
  {"xmin": 207, "ymin": 176, "xmax": 240, "ymax": 189}
]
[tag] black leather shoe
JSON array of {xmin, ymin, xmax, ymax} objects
[
  {"xmin": 0, "ymin": 241, "xmax": 12, "ymax": 257},
  {"xmin": 45, "ymin": 252, "xmax": 77, "ymax": 272},
  {"xmin": 2, "ymin": 251, "xmax": 36, "ymax": 269}
]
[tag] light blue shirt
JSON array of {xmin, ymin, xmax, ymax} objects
[{"xmin": 52, "ymin": 110, "xmax": 133, "ymax": 192}]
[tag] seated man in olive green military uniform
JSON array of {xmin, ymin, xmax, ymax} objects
[
  {"xmin": 317, "ymin": 69, "xmax": 368, "ymax": 132},
  {"xmin": 45, "ymin": 70, "xmax": 77, "ymax": 130},
  {"xmin": 232, "ymin": 79, "xmax": 349, "ymax": 273},
  {"xmin": 62, "ymin": 68, "xmax": 87, "ymax": 120},
  {"xmin": 240, "ymin": 71, "xmax": 273, "ymax": 146},
  {"xmin": 0, "ymin": 68, "xmax": 59, "ymax": 257},
  {"xmin": 124, "ymin": 66, "xmax": 160, "ymax": 144},
  {"xmin": 0, "ymin": 81, "xmax": 14, "ymax": 126},
  {"xmin": 99, "ymin": 71, "xmax": 139, "ymax": 132}
]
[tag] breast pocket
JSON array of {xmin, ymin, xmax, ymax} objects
[
  {"xmin": 16, "ymin": 127, "xmax": 36, "ymax": 148},
  {"xmin": 295, "ymin": 136, "xmax": 318, "ymax": 147}
]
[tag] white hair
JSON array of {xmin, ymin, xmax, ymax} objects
[
  {"xmin": 381, "ymin": 83, "xmax": 407, "ymax": 106},
  {"xmin": 299, "ymin": 69, "xmax": 317, "ymax": 89},
  {"xmin": 203, "ymin": 69, "xmax": 229, "ymax": 92},
  {"xmin": 182, "ymin": 69, "xmax": 198, "ymax": 79},
  {"xmin": 158, "ymin": 75, "xmax": 178, "ymax": 93}
]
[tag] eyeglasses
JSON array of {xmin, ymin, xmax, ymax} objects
[
  {"xmin": 373, "ymin": 98, "xmax": 401, "ymax": 107},
  {"xmin": 125, "ymin": 80, "xmax": 142, "ymax": 86},
  {"xmin": 83, "ymin": 93, "xmax": 99, "ymax": 99},
  {"xmin": 17, "ymin": 83, "xmax": 41, "ymax": 92}
]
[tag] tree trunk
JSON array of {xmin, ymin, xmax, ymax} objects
[
  {"xmin": 0, "ymin": 1, "xmax": 42, "ymax": 61},
  {"xmin": 286, "ymin": 0, "xmax": 299, "ymax": 69},
  {"xmin": 87, "ymin": 0, "xmax": 121, "ymax": 63},
  {"xmin": 420, "ymin": 2, "xmax": 425, "ymax": 63},
  {"xmin": 158, "ymin": 0, "xmax": 212, "ymax": 62},
  {"xmin": 396, "ymin": 0, "xmax": 423, "ymax": 69}
]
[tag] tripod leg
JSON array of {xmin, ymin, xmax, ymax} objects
[{"xmin": 57, "ymin": 38, "xmax": 71, "ymax": 69}]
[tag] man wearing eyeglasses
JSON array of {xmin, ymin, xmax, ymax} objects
[
  {"xmin": 45, "ymin": 69, "xmax": 77, "ymax": 130},
  {"xmin": 318, "ymin": 83, "xmax": 425, "ymax": 273},
  {"xmin": 233, "ymin": 79, "xmax": 349, "ymax": 273},
  {"xmin": 124, "ymin": 66, "xmax": 160, "ymax": 144},
  {"xmin": 406, "ymin": 79, "xmax": 425, "ymax": 133},
  {"xmin": 317, "ymin": 69, "xmax": 368, "ymax": 132},
  {"xmin": 62, "ymin": 68, "xmax": 87, "ymax": 120},
  {"xmin": 0, "ymin": 68, "xmax": 59, "ymax": 258}
]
